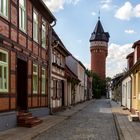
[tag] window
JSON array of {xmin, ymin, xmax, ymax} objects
[
  {"xmin": 0, "ymin": 50, "xmax": 8, "ymax": 92},
  {"xmin": 57, "ymin": 80, "xmax": 62, "ymax": 98},
  {"xmin": 0, "ymin": 0, "xmax": 8, "ymax": 18},
  {"xmin": 52, "ymin": 52, "xmax": 56, "ymax": 63},
  {"xmin": 19, "ymin": 0, "xmax": 26, "ymax": 32},
  {"xmin": 61, "ymin": 55, "xmax": 65, "ymax": 67},
  {"xmin": 33, "ymin": 10, "xmax": 38, "ymax": 42},
  {"xmin": 42, "ymin": 68, "xmax": 46, "ymax": 94},
  {"xmin": 52, "ymin": 79, "xmax": 57, "ymax": 98},
  {"xmin": 33, "ymin": 64, "xmax": 38, "ymax": 94},
  {"xmin": 57, "ymin": 54, "xmax": 61, "ymax": 65},
  {"xmin": 42, "ymin": 19, "xmax": 46, "ymax": 48}
]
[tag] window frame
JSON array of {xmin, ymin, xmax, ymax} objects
[
  {"xmin": 19, "ymin": 0, "xmax": 26, "ymax": 32},
  {"xmin": 0, "ymin": 0, "xmax": 9, "ymax": 19},
  {"xmin": 0, "ymin": 49, "xmax": 9, "ymax": 92},
  {"xmin": 33, "ymin": 64, "xmax": 38, "ymax": 94},
  {"xmin": 41, "ymin": 68, "xmax": 46, "ymax": 94},
  {"xmin": 33, "ymin": 9, "xmax": 39, "ymax": 43},
  {"xmin": 42, "ymin": 18, "xmax": 46, "ymax": 48}
]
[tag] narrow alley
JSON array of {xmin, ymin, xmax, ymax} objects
[{"xmin": 33, "ymin": 99, "xmax": 119, "ymax": 140}]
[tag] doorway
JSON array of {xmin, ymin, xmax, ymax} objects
[
  {"xmin": 62, "ymin": 81, "xmax": 65, "ymax": 106},
  {"xmin": 17, "ymin": 58, "xmax": 28, "ymax": 111}
]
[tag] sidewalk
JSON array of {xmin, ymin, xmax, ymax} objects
[
  {"xmin": 111, "ymin": 101, "xmax": 140, "ymax": 140},
  {"xmin": 0, "ymin": 100, "xmax": 93, "ymax": 140}
]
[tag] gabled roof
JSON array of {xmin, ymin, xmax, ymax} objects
[
  {"xmin": 126, "ymin": 52, "xmax": 134, "ymax": 59},
  {"xmin": 30, "ymin": 0, "xmax": 56, "ymax": 23},
  {"xmin": 132, "ymin": 40, "xmax": 140, "ymax": 48},
  {"xmin": 90, "ymin": 20, "xmax": 110, "ymax": 42},
  {"xmin": 52, "ymin": 29, "xmax": 70, "ymax": 56},
  {"xmin": 65, "ymin": 65, "xmax": 80, "ymax": 82}
]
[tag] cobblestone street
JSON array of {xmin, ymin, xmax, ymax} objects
[{"xmin": 33, "ymin": 99, "xmax": 119, "ymax": 140}]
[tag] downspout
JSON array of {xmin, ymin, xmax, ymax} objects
[
  {"xmin": 129, "ymin": 73, "xmax": 132, "ymax": 112},
  {"xmin": 48, "ymin": 20, "xmax": 56, "ymax": 115}
]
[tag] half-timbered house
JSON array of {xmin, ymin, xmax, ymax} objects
[
  {"xmin": 0, "ymin": 0, "xmax": 56, "ymax": 130},
  {"xmin": 51, "ymin": 30, "xmax": 70, "ymax": 112}
]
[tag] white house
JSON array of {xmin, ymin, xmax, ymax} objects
[
  {"xmin": 122, "ymin": 76, "xmax": 131, "ymax": 109},
  {"xmin": 66, "ymin": 55, "xmax": 86, "ymax": 104}
]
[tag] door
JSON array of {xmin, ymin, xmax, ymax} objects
[
  {"xmin": 17, "ymin": 58, "xmax": 28, "ymax": 111},
  {"xmin": 62, "ymin": 81, "xmax": 65, "ymax": 106}
]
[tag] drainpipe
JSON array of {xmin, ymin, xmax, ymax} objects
[
  {"xmin": 129, "ymin": 74, "xmax": 133, "ymax": 112},
  {"xmin": 48, "ymin": 20, "xmax": 56, "ymax": 115}
]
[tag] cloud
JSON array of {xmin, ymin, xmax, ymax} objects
[
  {"xmin": 91, "ymin": 11, "xmax": 96, "ymax": 16},
  {"xmin": 125, "ymin": 29, "xmax": 135, "ymax": 34},
  {"xmin": 43, "ymin": 0, "xmax": 80, "ymax": 12},
  {"xmin": 106, "ymin": 43, "xmax": 133, "ymax": 77},
  {"xmin": 115, "ymin": 2, "xmax": 140, "ymax": 20},
  {"xmin": 100, "ymin": 0, "xmax": 113, "ymax": 10}
]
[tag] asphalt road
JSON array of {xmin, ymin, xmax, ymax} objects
[{"xmin": 33, "ymin": 99, "xmax": 119, "ymax": 140}]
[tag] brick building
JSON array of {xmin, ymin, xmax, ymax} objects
[
  {"xmin": 89, "ymin": 19, "xmax": 110, "ymax": 79},
  {"xmin": 0, "ymin": 0, "xmax": 56, "ymax": 130}
]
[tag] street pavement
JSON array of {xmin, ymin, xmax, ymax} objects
[
  {"xmin": 1, "ymin": 99, "xmax": 140, "ymax": 140},
  {"xmin": 111, "ymin": 101, "xmax": 140, "ymax": 140},
  {"xmin": 0, "ymin": 100, "xmax": 93, "ymax": 140},
  {"xmin": 33, "ymin": 99, "xmax": 119, "ymax": 140}
]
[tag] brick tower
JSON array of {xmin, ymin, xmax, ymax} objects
[{"xmin": 90, "ymin": 19, "xmax": 110, "ymax": 79}]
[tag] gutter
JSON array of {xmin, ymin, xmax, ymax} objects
[{"xmin": 48, "ymin": 20, "xmax": 56, "ymax": 115}]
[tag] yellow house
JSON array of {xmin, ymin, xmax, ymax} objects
[
  {"xmin": 130, "ymin": 40, "xmax": 140, "ymax": 115},
  {"xmin": 131, "ymin": 61, "xmax": 140, "ymax": 114}
]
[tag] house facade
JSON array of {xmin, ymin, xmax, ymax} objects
[
  {"xmin": 121, "ymin": 52, "xmax": 133, "ymax": 110},
  {"xmin": 51, "ymin": 30, "xmax": 70, "ymax": 112},
  {"xmin": 111, "ymin": 73, "xmax": 123, "ymax": 103},
  {"xmin": 122, "ymin": 76, "xmax": 131, "ymax": 109},
  {"xmin": 121, "ymin": 40, "xmax": 140, "ymax": 116},
  {"xmin": 65, "ymin": 65, "xmax": 80, "ymax": 106},
  {"xmin": 66, "ymin": 55, "xmax": 86, "ymax": 104},
  {"xmin": 130, "ymin": 41, "xmax": 140, "ymax": 115},
  {"xmin": 0, "ymin": 0, "xmax": 56, "ymax": 130}
]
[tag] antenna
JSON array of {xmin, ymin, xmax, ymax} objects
[{"xmin": 98, "ymin": 10, "xmax": 100, "ymax": 20}]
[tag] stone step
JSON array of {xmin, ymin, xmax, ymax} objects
[
  {"xmin": 17, "ymin": 111, "xmax": 43, "ymax": 128},
  {"xmin": 128, "ymin": 114, "xmax": 139, "ymax": 122}
]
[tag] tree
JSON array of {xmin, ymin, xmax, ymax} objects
[{"xmin": 92, "ymin": 73, "xmax": 107, "ymax": 98}]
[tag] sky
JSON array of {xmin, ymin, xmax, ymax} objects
[{"xmin": 43, "ymin": 0, "xmax": 140, "ymax": 78}]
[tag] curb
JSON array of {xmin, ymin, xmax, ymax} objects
[
  {"xmin": 113, "ymin": 113, "xmax": 125, "ymax": 140},
  {"xmin": 109, "ymin": 101, "xmax": 125, "ymax": 140}
]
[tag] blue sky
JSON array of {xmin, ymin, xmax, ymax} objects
[{"xmin": 44, "ymin": 0, "xmax": 140, "ymax": 77}]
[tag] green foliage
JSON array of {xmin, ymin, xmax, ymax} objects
[
  {"xmin": 106, "ymin": 77, "xmax": 112, "ymax": 82},
  {"xmin": 91, "ymin": 72, "xmax": 106, "ymax": 99},
  {"xmin": 85, "ymin": 69, "xmax": 93, "ymax": 77}
]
